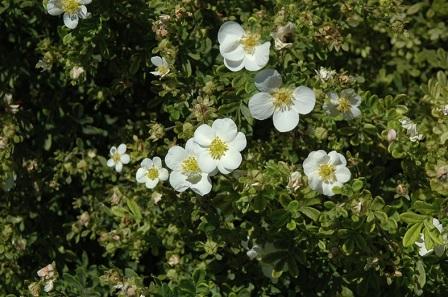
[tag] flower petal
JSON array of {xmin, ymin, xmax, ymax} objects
[
  {"xmin": 220, "ymin": 36, "xmax": 244, "ymax": 61},
  {"xmin": 158, "ymin": 168, "xmax": 169, "ymax": 181},
  {"xmin": 272, "ymin": 109, "xmax": 299, "ymax": 132},
  {"xmin": 218, "ymin": 21, "xmax": 245, "ymax": 44},
  {"xmin": 228, "ymin": 132, "xmax": 247, "ymax": 152},
  {"xmin": 212, "ymin": 118, "xmax": 237, "ymax": 142},
  {"xmin": 348, "ymin": 106, "xmax": 361, "ymax": 119},
  {"xmin": 120, "ymin": 154, "xmax": 130, "ymax": 164},
  {"xmin": 190, "ymin": 173, "xmax": 212, "ymax": 196},
  {"xmin": 165, "ymin": 146, "xmax": 186, "ymax": 170},
  {"xmin": 335, "ymin": 166, "xmax": 351, "ymax": 183},
  {"xmin": 63, "ymin": 13, "xmax": 79, "ymax": 29},
  {"xmin": 328, "ymin": 151, "xmax": 346, "ymax": 166},
  {"xmin": 47, "ymin": 1, "xmax": 64, "ymax": 15},
  {"xmin": 194, "ymin": 124, "xmax": 215, "ymax": 146},
  {"xmin": 322, "ymin": 182, "xmax": 337, "ymax": 196},
  {"xmin": 153, "ymin": 156, "xmax": 162, "ymax": 168},
  {"xmin": 151, "ymin": 56, "xmax": 163, "ymax": 67},
  {"xmin": 254, "ymin": 69, "xmax": 282, "ymax": 92},
  {"xmin": 107, "ymin": 159, "xmax": 115, "ymax": 167},
  {"xmin": 77, "ymin": 5, "xmax": 88, "ymax": 18},
  {"xmin": 145, "ymin": 179, "xmax": 158, "ymax": 189},
  {"xmin": 141, "ymin": 158, "xmax": 153, "ymax": 169},
  {"xmin": 118, "ymin": 144, "xmax": 127, "ymax": 154},
  {"xmin": 198, "ymin": 151, "xmax": 218, "ymax": 173},
  {"xmin": 328, "ymin": 92, "xmax": 339, "ymax": 104},
  {"xmin": 169, "ymin": 171, "xmax": 190, "ymax": 192},
  {"xmin": 292, "ymin": 86, "xmax": 315, "ymax": 115},
  {"xmin": 303, "ymin": 150, "xmax": 328, "ymax": 176},
  {"xmin": 185, "ymin": 138, "xmax": 201, "ymax": 155},
  {"xmin": 308, "ymin": 173, "xmax": 323, "ymax": 193},
  {"xmin": 221, "ymin": 150, "xmax": 242, "ymax": 172},
  {"xmin": 115, "ymin": 162, "xmax": 123, "ymax": 173},
  {"xmin": 248, "ymin": 92, "xmax": 275, "ymax": 120},
  {"xmin": 224, "ymin": 58, "xmax": 245, "ymax": 72},
  {"xmin": 136, "ymin": 168, "xmax": 147, "ymax": 183},
  {"xmin": 110, "ymin": 146, "xmax": 117, "ymax": 155},
  {"xmin": 244, "ymin": 42, "xmax": 270, "ymax": 71},
  {"xmin": 79, "ymin": 0, "xmax": 92, "ymax": 4}
]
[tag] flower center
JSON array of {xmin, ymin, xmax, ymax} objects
[
  {"xmin": 62, "ymin": 0, "xmax": 80, "ymax": 14},
  {"xmin": 209, "ymin": 137, "xmax": 228, "ymax": 160},
  {"xmin": 181, "ymin": 156, "xmax": 201, "ymax": 175},
  {"xmin": 272, "ymin": 88, "xmax": 294, "ymax": 110},
  {"xmin": 157, "ymin": 65, "xmax": 170, "ymax": 76},
  {"xmin": 146, "ymin": 167, "xmax": 159, "ymax": 180},
  {"xmin": 337, "ymin": 97, "xmax": 352, "ymax": 113},
  {"xmin": 112, "ymin": 152, "xmax": 121, "ymax": 162},
  {"xmin": 318, "ymin": 164, "xmax": 336, "ymax": 183},
  {"xmin": 241, "ymin": 32, "xmax": 260, "ymax": 54}
]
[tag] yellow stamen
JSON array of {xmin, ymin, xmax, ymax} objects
[
  {"xmin": 272, "ymin": 88, "xmax": 294, "ymax": 110},
  {"xmin": 157, "ymin": 65, "xmax": 170, "ymax": 76},
  {"xmin": 337, "ymin": 97, "xmax": 352, "ymax": 113},
  {"xmin": 146, "ymin": 167, "xmax": 159, "ymax": 180},
  {"xmin": 318, "ymin": 164, "xmax": 336, "ymax": 182},
  {"xmin": 241, "ymin": 32, "xmax": 260, "ymax": 54},
  {"xmin": 62, "ymin": 0, "xmax": 80, "ymax": 14},
  {"xmin": 181, "ymin": 156, "xmax": 200, "ymax": 175},
  {"xmin": 209, "ymin": 137, "xmax": 228, "ymax": 160},
  {"xmin": 112, "ymin": 152, "xmax": 121, "ymax": 162}
]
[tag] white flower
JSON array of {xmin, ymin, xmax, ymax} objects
[
  {"xmin": 44, "ymin": 280, "xmax": 54, "ymax": 292},
  {"xmin": 324, "ymin": 89, "xmax": 361, "ymax": 120},
  {"xmin": 442, "ymin": 105, "xmax": 448, "ymax": 116},
  {"xmin": 70, "ymin": 66, "xmax": 85, "ymax": 79},
  {"xmin": 302, "ymin": 150, "xmax": 351, "ymax": 196},
  {"xmin": 165, "ymin": 139, "xmax": 212, "ymax": 196},
  {"xmin": 47, "ymin": 0, "xmax": 91, "ymax": 29},
  {"xmin": 107, "ymin": 144, "xmax": 130, "ymax": 173},
  {"xmin": 271, "ymin": 22, "xmax": 295, "ymax": 50},
  {"xmin": 399, "ymin": 118, "xmax": 423, "ymax": 142},
  {"xmin": 415, "ymin": 218, "xmax": 446, "ymax": 257},
  {"xmin": 218, "ymin": 21, "xmax": 270, "ymax": 72},
  {"xmin": 150, "ymin": 56, "xmax": 170, "ymax": 78},
  {"xmin": 315, "ymin": 67, "xmax": 336, "ymax": 82},
  {"xmin": 193, "ymin": 118, "xmax": 247, "ymax": 175},
  {"xmin": 248, "ymin": 69, "xmax": 316, "ymax": 132},
  {"xmin": 136, "ymin": 157, "xmax": 169, "ymax": 189}
]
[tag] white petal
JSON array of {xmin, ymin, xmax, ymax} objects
[
  {"xmin": 110, "ymin": 146, "xmax": 117, "ymax": 155},
  {"xmin": 136, "ymin": 168, "xmax": 147, "ymax": 183},
  {"xmin": 255, "ymin": 69, "xmax": 282, "ymax": 92},
  {"xmin": 169, "ymin": 171, "xmax": 190, "ymax": 192},
  {"xmin": 292, "ymin": 86, "xmax": 316, "ymax": 115},
  {"xmin": 302, "ymin": 150, "xmax": 328, "ymax": 176},
  {"xmin": 115, "ymin": 162, "xmax": 123, "ymax": 173},
  {"xmin": 141, "ymin": 158, "xmax": 153, "ymax": 169},
  {"xmin": 228, "ymin": 132, "xmax": 246, "ymax": 152},
  {"xmin": 328, "ymin": 92, "xmax": 339, "ymax": 104},
  {"xmin": 79, "ymin": 0, "xmax": 92, "ymax": 4},
  {"xmin": 198, "ymin": 151, "xmax": 218, "ymax": 173},
  {"xmin": 185, "ymin": 138, "xmax": 201, "ymax": 155},
  {"xmin": 118, "ymin": 144, "xmax": 127, "ymax": 154},
  {"xmin": 248, "ymin": 92, "xmax": 274, "ymax": 120},
  {"xmin": 220, "ymin": 36, "xmax": 245, "ymax": 61},
  {"xmin": 120, "ymin": 154, "xmax": 130, "ymax": 164},
  {"xmin": 107, "ymin": 159, "xmax": 115, "ymax": 167},
  {"xmin": 218, "ymin": 21, "xmax": 245, "ymax": 44},
  {"xmin": 158, "ymin": 168, "xmax": 169, "ymax": 181},
  {"xmin": 224, "ymin": 58, "xmax": 245, "ymax": 72},
  {"xmin": 47, "ymin": 1, "xmax": 64, "ymax": 15},
  {"xmin": 77, "ymin": 5, "xmax": 87, "ymax": 18},
  {"xmin": 322, "ymin": 182, "xmax": 338, "ymax": 196},
  {"xmin": 348, "ymin": 106, "xmax": 361, "ymax": 119},
  {"xmin": 272, "ymin": 109, "xmax": 299, "ymax": 132},
  {"xmin": 63, "ymin": 13, "xmax": 79, "ymax": 29},
  {"xmin": 244, "ymin": 42, "xmax": 270, "ymax": 71},
  {"xmin": 165, "ymin": 146, "xmax": 187, "ymax": 170},
  {"xmin": 220, "ymin": 150, "xmax": 242, "ymax": 173},
  {"xmin": 190, "ymin": 173, "xmax": 212, "ymax": 196},
  {"xmin": 433, "ymin": 218, "xmax": 443, "ymax": 233},
  {"xmin": 150, "ymin": 71, "xmax": 161, "ymax": 76},
  {"xmin": 308, "ymin": 174, "xmax": 323, "ymax": 194},
  {"xmin": 145, "ymin": 179, "xmax": 158, "ymax": 189},
  {"xmin": 151, "ymin": 56, "xmax": 163, "ymax": 67},
  {"xmin": 153, "ymin": 156, "xmax": 162, "ymax": 168},
  {"xmin": 335, "ymin": 166, "xmax": 351, "ymax": 183},
  {"xmin": 194, "ymin": 124, "xmax": 215, "ymax": 146},
  {"xmin": 328, "ymin": 151, "xmax": 346, "ymax": 166},
  {"xmin": 212, "ymin": 118, "xmax": 237, "ymax": 142},
  {"xmin": 217, "ymin": 162, "xmax": 232, "ymax": 175}
]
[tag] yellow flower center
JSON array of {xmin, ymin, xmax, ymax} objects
[
  {"xmin": 272, "ymin": 88, "xmax": 294, "ymax": 110},
  {"xmin": 157, "ymin": 65, "xmax": 170, "ymax": 76},
  {"xmin": 337, "ymin": 97, "xmax": 352, "ymax": 113},
  {"xmin": 112, "ymin": 152, "xmax": 121, "ymax": 162},
  {"xmin": 209, "ymin": 137, "xmax": 228, "ymax": 160},
  {"xmin": 181, "ymin": 156, "xmax": 201, "ymax": 175},
  {"xmin": 146, "ymin": 167, "xmax": 159, "ymax": 180},
  {"xmin": 241, "ymin": 32, "xmax": 260, "ymax": 54},
  {"xmin": 62, "ymin": 0, "xmax": 80, "ymax": 14},
  {"xmin": 318, "ymin": 164, "xmax": 336, "ymax": 182}
]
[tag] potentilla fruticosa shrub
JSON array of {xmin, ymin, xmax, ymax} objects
[{"xmin": 1, "ymin": 0, "xmax": 448, "ymax": 296}]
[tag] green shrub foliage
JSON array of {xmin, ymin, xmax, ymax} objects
[{"xmin": 1, "ymin": 0, "xmax": 448, "ymax": 296}]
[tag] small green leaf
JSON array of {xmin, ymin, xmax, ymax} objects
[
  {"xmin": 127, "ymin": 199, "xmax": 142, "ymax": 223},
  {"xmin": 299, "ymin": 206, "xmax": 320, "ymax": 221},
  {"xmin": 400, "ymin": 212, "xmax": 427, "ymax": 224},
  {"xmin": 403, "ymin": 223, "xmax": 423, "ymax": 247}
]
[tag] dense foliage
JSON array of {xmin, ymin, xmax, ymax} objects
[{"xmin": 1, "ymin": 0, "xmax": 448, "ymax": 296}]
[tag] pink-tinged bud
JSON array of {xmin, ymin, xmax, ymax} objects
[{"xmin": 387, "ymin": 129, "xmax": 397, "ymax": 142}]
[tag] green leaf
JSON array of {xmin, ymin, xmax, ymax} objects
[
  {"xmin": 400, "ymin": 212, "xmax": 427, "ymax": 224},
  {"xmin": 402, "ymin": 223, "xmax": 423, "ymax": 247},
  {"xmin": 299, "ymin": 207, "xmax": 320, "ymax": 221},
  {"xmin": 127, "ymin": 199, "xmax": 142, "ymax": 223}
]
